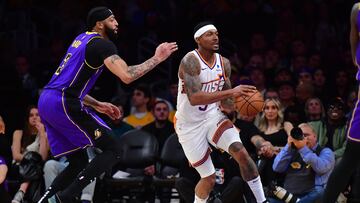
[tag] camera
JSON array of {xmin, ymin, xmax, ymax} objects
[{"xmin": 290, "ymin": 127, "xmax": 303, "ymax": 140}]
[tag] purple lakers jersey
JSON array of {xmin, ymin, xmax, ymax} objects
[{"xmin": 45, "ymin": 32, "xmax": 104, "ymax": 100}]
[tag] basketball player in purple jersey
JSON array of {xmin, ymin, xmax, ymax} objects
[
  {"xmin": 37, "ymin": 7, "xmax": 177, "ymax": 202},
  {"xmin": 323, "ymin": 3, "xmax": 360, "ymax": 202}
]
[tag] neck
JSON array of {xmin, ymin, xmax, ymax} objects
[
  {"xmin": 197, "ymin": 48, "xmax": 215, "ymax": 63},
  {"xmin": 136, "ymin": 105, "xmax": 148, "ymax": 113},
  {"xmin": 309, "ymin": 114, "xmax": 321, "ymax": 120},
  {"xmin": 267, "ymin": 120, "xmax": 278, "ymax": 128},
  {"xmin": 92, "ymin": 28, "xmax": 106, "ymax": 39},
  {"xmin": 155, "ymin": 120, "xmax": 167, "ymax": 128}
]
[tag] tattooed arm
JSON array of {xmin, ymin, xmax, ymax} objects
[
  {"xmin": 104, "ymin": 42, "xmax": 178, "ymax": 84},
  {"xmin": 350, "ymin": 3, "xmax": 359, "ymax": 66},
  {"xmin": 180, "ymin": 53, "xmax": 239, "ymax": 105},
  {"xmin": 220, "ymin": 57, "xmax": 234, "ymax": 109}
]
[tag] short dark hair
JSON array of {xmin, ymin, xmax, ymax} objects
[
  {"xmin": 86, "ymin": 6, "xmax": 113, "ymax": 31},
  {"xmin": 134, "ymin": 83, "xmax": 151, "ymax": 98}
]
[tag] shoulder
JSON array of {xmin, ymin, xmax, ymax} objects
[
  {"xmin": 351, "ymin": 3, "xmax": 360, "ymax": 22},
  {"xmin": 220, "ymin": 55, "xmax": 230, "ymax": 65},
  {"xmin": 180, "ymin": 52, "xmax": 199, "ymax": 66},
  {"xmin": 13, "ymin": 130, "xmax": 23, "ymax": 138},
  {"xmin": 87, "ymin": 38, "xmax": 116, "ymax": 49},
  {"xmin": 352, "ymin": 3, "xmax": 360, "ymax": 11},
  {"xmin": 179, "ymin": 52, "xmax": 200, "ymax": 78}
]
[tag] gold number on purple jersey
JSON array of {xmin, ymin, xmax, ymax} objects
[{"xmin": 55, "ymin": 53, "xmax": 72, "ymax": 75}]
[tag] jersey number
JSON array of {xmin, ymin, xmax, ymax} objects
[{"xmin": 55, "ymin": 53, "xmax": 72, "ymax": 75}]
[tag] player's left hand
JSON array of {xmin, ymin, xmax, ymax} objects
[
  {"xmin": 95, "ymin": 102, "xmax": 121, "ymax": 120},
  {"xmin": 154, "ymin": 42, "xmax": 178, "ymax": 62}
]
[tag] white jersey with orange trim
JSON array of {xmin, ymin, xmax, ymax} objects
[{"xmin": 175, "ymin": 50, "xmax": 226, "ymax": 123}]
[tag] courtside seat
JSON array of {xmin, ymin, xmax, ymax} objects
[{"xmin": 103, "ymin": 129, "xmax": 159, "ymax": 202}]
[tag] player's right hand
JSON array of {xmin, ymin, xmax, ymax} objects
[
  {"xmin": 232, "ymin": 85, "xmax": 257, "ymax": 97},
  {"xmin": 154, "ymin": 42, "xmax": 178, "ymax": 62}
]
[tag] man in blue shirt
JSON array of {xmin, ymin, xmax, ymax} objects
[{"xmin": 270, "ymin": 123, "xmax": 335, "ymax": 203}]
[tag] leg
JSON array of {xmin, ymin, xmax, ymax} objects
[
  {"xmin": 195, "ymin": 173, "xmax": 216, "ymax": 201},
  {"xmin": 12, "ymin": 182, "xmax": 29, "ymax": 203},
  {"xmin": 213, "ymin": 124, "xmax": 266, "ymax": 203},
  {"xmin": 43, "ymin": 159, "xmax": 67, "ymax": 189},
  {"xmin": 57, "ymin": 134, "xmax": 120, "ymax": 201},
  {"xmin": 80, "ymin": 148, "xmax": 97, "ymax": 202},
  {"xmin": 298, "ymin": 186, "xmax": 323, "ymax": 203},
  {"xmin": 323, "ymin": 141, "xmax": 360, "ymax": 202},
  {"xmin": 229, "ymin": 142, "xmax": 267, "ymax": 203},
  {"xmin": 38, "ymin": 150, "xmax": 88, "ymax": 203}
]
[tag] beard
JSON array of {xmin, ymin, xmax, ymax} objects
[{"xmin": 105, "ymin": 26, "xmax": 118, "ymax": 41}]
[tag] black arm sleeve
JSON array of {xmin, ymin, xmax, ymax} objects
[{"xmin": 85, "ymin": 38, "xmax": 118, "ymax": 68}]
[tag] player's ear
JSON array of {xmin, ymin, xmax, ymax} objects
[
  {"xmin": 195, "ymin": 37, "xmax": 200, "ymax": 44},
  {"xmin": 96, "ymin": 21, "xmax": 104, "ymax": 29}
]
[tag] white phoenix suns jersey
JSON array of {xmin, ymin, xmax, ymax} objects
[{"xmin": 176, "ymin": 50, "xmax": 226, "ymax": 123}]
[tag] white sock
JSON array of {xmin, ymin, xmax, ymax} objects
[
  {"xmin": 246, "ymin": 176, "xmax": 267, "ymax": 203},
  {"xmin": 194, "ymin": 194, "xmax": 208, "ymax": 203}
]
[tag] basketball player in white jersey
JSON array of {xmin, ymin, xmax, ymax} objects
[{"xmin": 175, "ymin": 22, "xmax": 268, "ymax": 203}]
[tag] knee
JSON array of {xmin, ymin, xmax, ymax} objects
[
  {"xmin": 229, "ymin": 142, "xmax": 249, "ymax": 162},
  {"xmin": 202, "ymin": 173, "xmax": 216, "ymax": 188},
  {"xmin": 43, "ymin": 160, "xmax": 61, "ymax": 174}
]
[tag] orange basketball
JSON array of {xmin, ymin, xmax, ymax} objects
[{"xmin": 234, "ymin": 90, "xmax": 264, "ymax": 117}]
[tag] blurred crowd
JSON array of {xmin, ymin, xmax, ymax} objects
[{"xmin": 0, "ymin": 0, "xmax": 359, "ymax": 202}]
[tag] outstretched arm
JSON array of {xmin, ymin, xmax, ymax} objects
[
  {"xmin": 350, "ymin": 3, "xmax": 360, "ymax": 66},
  {"xmin": 104, "ymin": 42, "xmax": 178, "ymax": 84}
]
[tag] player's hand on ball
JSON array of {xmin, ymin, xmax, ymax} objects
[{"xmin": 232, "ymin": 85, "xmax": 257, "ymax": 97}]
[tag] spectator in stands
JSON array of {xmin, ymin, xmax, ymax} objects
[
  {"xmin": 304, "ymin": 97, "xmax": 326, "ymax": 122},
  {"xmin": 264, "ymin": 88, "xmax": 279, "ymax": 100},
  {"xmin": 297, "ymin": 68, "xmax": 313, "ymax": 85},
  {"xmin": 142, "ymin": 100, "xmax": 175, "ymax": 152},
  {"xmin": 15, "ymin": 55, "xmax": 38, "ymax": 104},
  {"xmin": 295, "ymin": 82, "xmax": 315, "ymax": 107},
  {"xmin": 256, "ymin": 98, "xmax": 288, "ymax": 187},
  {"xmin": 273, "ymin": 68, "xmax": 293, "ymax": 86},
  {"xmin": 124, "ymin": 83, "xmax": 154, "ymax": 129},
  {"xmin": 11, "ymin": 105, "xmax": 49, "ymax": 203},
  {"xmin": 312, "ymin": 68, "xmax": 329, "ymax": 104},
  {"xmin": 270, "ymin": 123, "xmax": 335, "ymax": 203},
  {"xmin": 107, "ymin": 97, "xmax": 133, "ymax": 137},
  {"xmin": 332, "ymin": 69, "xmax": 351, "ymax": 102},
  {"xmin": 250, "ymin": 67, "xmax": 267, "ymax": 96},
  {"xmin": 276, "ymin": 81, "xmax": 296, "ymax": 110},
  {"xmin": 308, "ymin": 97, "xmax": 348, "ymax": 162}
]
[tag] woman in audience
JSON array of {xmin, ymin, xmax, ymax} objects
[
  {"xmin": 11, "ymin": 105, "xmax": 49, "ymax": 203},
  {"xmin": 256, "ymin": 98, "xmax": 288, "ymax": 187}
]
